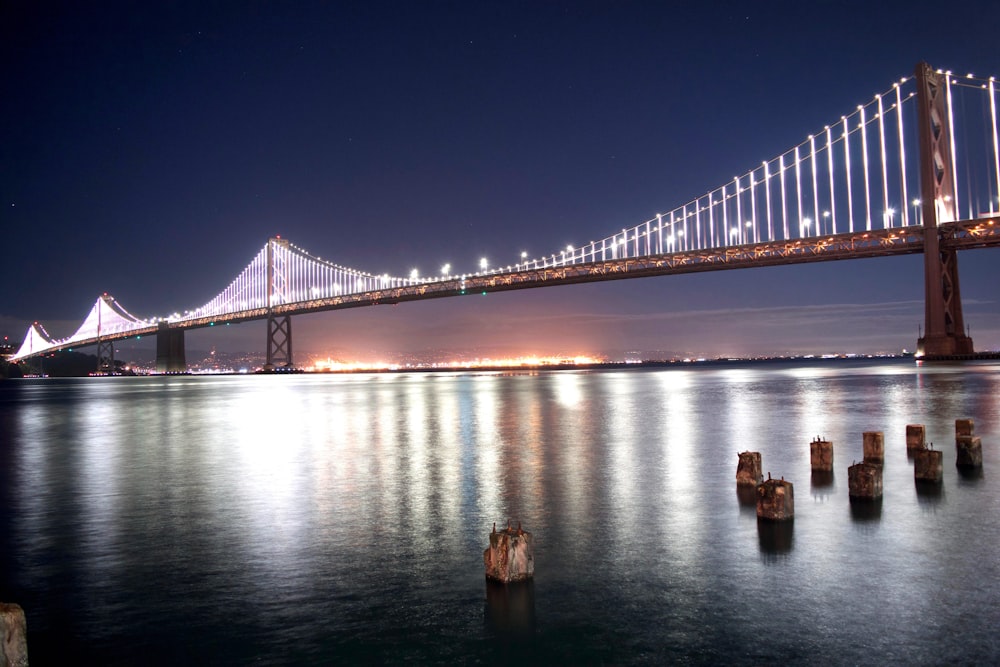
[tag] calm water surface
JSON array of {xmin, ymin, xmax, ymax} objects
[{"xmin": 1, "ymin": 359, "xmax": 999, "ymax": 665}]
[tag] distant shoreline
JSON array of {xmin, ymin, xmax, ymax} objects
[{"xmin": 13, "ymin": 351, "xmax": 1000, "ymax": 380}]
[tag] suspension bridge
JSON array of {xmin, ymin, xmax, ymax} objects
[{"xmin": 9, "ymin": 63, "xmax": 1000, "ymax": 372}]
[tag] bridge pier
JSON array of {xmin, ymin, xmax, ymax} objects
[
  {"xmin": 264, "ymin": 313, "xmax": 293, "ymax": 370},
  {"xmin": 96, "ymin": 338, "xmax": 115, "ymax": 374},
  {"xmin": 915, "ymin": 62, "xmax": 974, "ymax": 358},
  {"xmin": 156, "ymin": 323, "xmax": 187, "ymax": 373}
]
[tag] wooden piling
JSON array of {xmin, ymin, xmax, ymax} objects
[
  {"xmin": 955, "ymin": 418, "xmax": 974, "ymax": 438},
  {"xmin": 863, "ymin": 431, "xmax": 884, "ymax": 463},
  {"xmin": 484, "ymin": 521, "xmax": 534, "ymax": 583},
  {"xmin": 956, "ymin": 436, "xmax": 983, "ymax": 468},
  {"xmin": 914, "ymin": 447, "xmax": 943, "ymax": 482},
  {"xmin": 0, "ymin": 602, "xmax": 28, "ymax": 667},
  {"xmin": 756, "ymin": 476, "xmax": 794, "ymax": 521},
  {"xmin": 906, "ymin": 424, "xmax": 926, "ymax": 450},
  {"xmin": 809, "ymin": 437, "xmax": 833, "ymax": 472},
  {"xmin": 736, "ymin": 451, "xmax": 763, "ymax": 487},
  {"xmin": 848, "ymin": 461, "xmax": 883, "ymax": 499}
]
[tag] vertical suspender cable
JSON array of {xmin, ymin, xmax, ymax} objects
[
  {"xmin": 877, "ymin": 94, "xmax": 890, "ymax": 226},
  {"xmin": 895, "ymin": 83, "xmax": 910, "ymax": 225},
  {"xmin": 826, "ymin": 126, "xmax": 836, "ymax": 233},
  {"xmin": 843, "ymin": 117, "xmax": 854, "ymax": 233},
  {"xmin": 945, "ymin": 72, "xmax": 960, "ymax": 221},
  {"xmin": 859, "ymin": 105, "xmax": 872, "ymax": 230}
]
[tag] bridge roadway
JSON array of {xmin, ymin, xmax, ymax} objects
[{"xmin": 44, "ymin": 217, "xmax": 999, "ymax": 356}]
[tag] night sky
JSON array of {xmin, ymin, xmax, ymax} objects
[{"xmin": 3, "ymin": 1, "xmax": 999, "ymax": 361}]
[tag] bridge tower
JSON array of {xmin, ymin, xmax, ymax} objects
[
  {"xmin": 264, "ymin": 236, "xmax": 293, "ymax": 370},
  {"xmin": 95, "ymin": 296, "xmax": 115, "ymax": 373},
  {"xmin": 915, "ymin": 62, "xmax": 973, "ymax": 357}
]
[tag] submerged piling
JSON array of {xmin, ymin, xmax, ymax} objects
[
  {"xmin": 906, "ymin": 424, "xmax": 926, "ymax": 451},
  {"xmin": 810, "ymin": 437, "xmax": 833, "ymax": 472},
  {"xmin": 954, "ymin": 418, "xmax": 982, "ymax": 469},
  {"xmin": 956, "ymin": 436, "xmax": 983, "ymax": 468},
  {"xmin": 484, "ymin": 521, "xmax": 534, "ymax": 583},
  {"xmin": 914, "ymin": 446, "xmax": 943, "ymax": 482},
  {"xmin": 736, "ymin": 451, "xmax": 763, "ymax": 487},
  {"xmin": 848, "ymin": 461, "xmax": 883, "ymax": 499},
  {"xmin": 863, "ymin": 431, "xmax": 884, "ymax": 463},
  {"xmin": 756, "ymin": 476, "xmax": 794, "ymax": 521},
  {"xmin": 0, "ymin": 602, "xmax": 28, "ymax": 667}
]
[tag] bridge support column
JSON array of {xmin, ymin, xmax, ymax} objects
[
  {"xmin": 915, "ymin": 62, "xmax": 974, "ymax": 357},
  {"xmin": 96, "ymin": 338, "xmax": 115, "ymax": 374},
  {"xmin": 263, "ymin": 236, "xmax": 294, "ymax": 371},
  {"xmin": 156, "ymin": 323, "xmax": 187, "ymax": 373},
  {"xmin": 264, "ymin": 314, "xmax": 292, "ymax": 370}
]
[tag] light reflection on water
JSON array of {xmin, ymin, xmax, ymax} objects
[{"xmin": 1, "ymin": 360, "xmax": 999, "ymax": 664}]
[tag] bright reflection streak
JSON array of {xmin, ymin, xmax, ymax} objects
[
  {"xmin": 545, "ymin": 372, "xmax": 591, "ymax": 539},
  {"xmin": 553, "ymin": 372, "xmax": 583, "ymax": 408},
  {"xmin": 404, "ymin": 378, "xmax": 431, "ymax": 525},
  {"xmin": 604, "ymin": 374, "xmax": 639, "ymax": 548},
  {"xmin": 656, "ymin": 370, "xmax": 699, "ymax": 568},
  {"xmin": 472, "ymin": 375, "xmax": 503, "ymax": 522},
  {"xmin": 230, "ymin": 382, "xmax": 311, "ymax": 563},
  {"xmin": 433, "ymin": 379, "xmax": 463, "ymax": 534},
  {"xmin": 372, "ymin": 374, "xmax": 402, "ymax": 526}
]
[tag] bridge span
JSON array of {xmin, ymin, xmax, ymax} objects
[{"xmin": 10, "ymin": 63, "xmax": 1000, "ymax": 370}]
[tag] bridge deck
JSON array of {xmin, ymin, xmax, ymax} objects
[{"xmin": 25, "ymin": 217, "xmax": 1000, "ymax": 356}]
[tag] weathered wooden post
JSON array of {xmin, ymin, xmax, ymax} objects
[
  {"xmin": 953, "ymin": 418, "xmax": 982, "ymax": 468},
  {"xmin": 956, "ymin": 436, "xmax": 983, "ymax": 468},
  {"xmin": 906, "ymin": 424, "xmax": 926, "ymax": 450},
  {"xmin": 810, "ymin": 437, "xmax": 833, "ymax": 472},
  {"xmin": 484, "ymin": 521, "xmax": 534, "ymax": 583},
  {"xmin": 756, "ymin": 476, "xmax": 794, "ymax": 521},
  {"xmin": 848, "ymin": 461, "xmax": 883, "ymax": 499},
  {"xmin": 736, "ymin": 451, "xmax": 763, "ymax": 486},
  {"xmin": 863, "ymin": 431, "xmax": 884, "ymax": 463},
  {"xmin": 0, "ymin": 602, "xmax": 28, "ymax": 667},
  {"xmin": 914, "ymin": 445, "xmax": 943, "ymax": 482}
]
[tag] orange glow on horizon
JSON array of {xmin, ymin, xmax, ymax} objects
[{"xmin": 306, "ymin": 354, "xmax": 606, "ymax": 372}]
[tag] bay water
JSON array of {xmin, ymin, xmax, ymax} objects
[{"xmin": 1, "ymin": 359, "xmax": 999, "ymax": 664}]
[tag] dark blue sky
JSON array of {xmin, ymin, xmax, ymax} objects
[{"xmin": 3, "ymin": 1, "xmax": 999, "ymax": 360}]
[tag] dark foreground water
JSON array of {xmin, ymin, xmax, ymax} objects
[{"xmin": 2, "ymin": 359, "xmax": 999, "ymax": 665}]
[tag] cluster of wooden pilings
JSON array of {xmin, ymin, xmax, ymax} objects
[
  {"xmin": 901, "ymin": 418, "xmax": 983, "ymax": 482},
  {"xmin": 738, "ymin": 417, "xmax": 986, "ymax": 520}
]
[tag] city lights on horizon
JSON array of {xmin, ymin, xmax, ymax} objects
[{"xmin": 307, "ymin": 354, "xmax": 607, "ymax": 372}]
